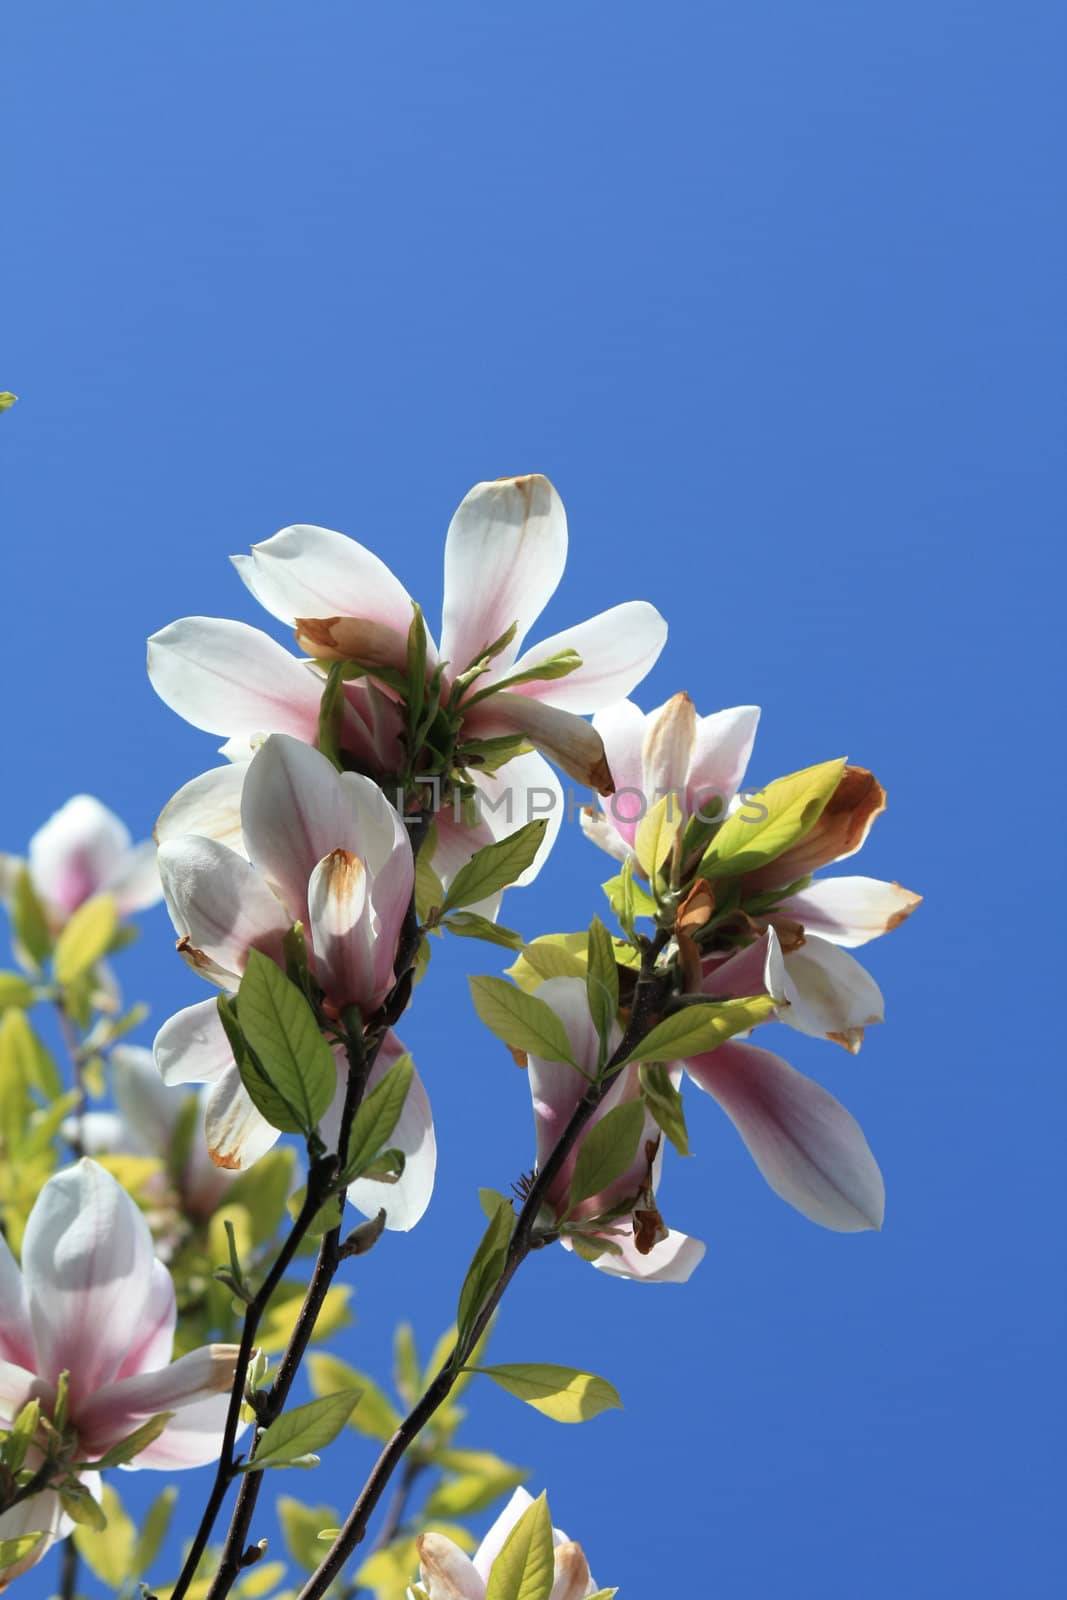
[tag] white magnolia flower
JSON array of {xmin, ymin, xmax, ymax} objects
[
  {"xmin": 1, "ymin": 795, "xmax": 160, "ymax": 927},
  {"xmin": 413, "ymin": 1487, "xmax": 605, "ymax": 1600}
]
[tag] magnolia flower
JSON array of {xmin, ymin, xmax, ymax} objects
[
  {"xmin": 583, "ymin": 693, "xmax": 921, "ymax": 1052},
  {"xmin": 146, "ymin": 475, "xmax": 668, "ymax": 894},
  {"xmin": 0, "ymin": 795, "xmax": 160, "ymax": 929},
  {"xmin": 153, "ymin": 734, "xmax": 435, "ymax": 1230},
  {"xmin": 73, "ymin": 1046, "xmax": 236, "ymax": 1223},
  {"xmin": 0, "ymin": 1161, "xmax": 238, "ymax": 1587},
  {"xmin": 413, "ymin": 1487, "xmax": 606, "ymax": 1600},
  {"xmin": 525, "ymin": 977, "xmax": 704, "ymax": 1283}
]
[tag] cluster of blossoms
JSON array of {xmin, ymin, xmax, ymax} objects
[{"xmin": 0, "ymin": 472, "xmax": 917, "ymax": 1596}]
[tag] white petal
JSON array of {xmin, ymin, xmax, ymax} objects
[
  {"xmin": 237, "ymin": 523, "xmax": 420, "ymax": 641},
  {"xmin": 308, "ymin": 850, "xmax": 377, "ymax": 1010},
  {"xmin": 641, "ymin": 692, "xmax": 697, "ymax": 802},
  {"xmin": 418, "ymin": 1532, "xmax": 486, "ymax": 1600},
  {"xmin": 506, "ymin": 601, "xmax": 668, "ymax": 713},
  {"xmin": 472, "ymin": 1488, "xmax": 535, "ymax": 1580},
  {"xmin": 111, "ymin": 1259, "xmax": 176, "ymax": 1380},
  {"xmin": 241, "ymin": 736, "xmax": 361, "ymax": 925},
  {"xmin": 685, "ymin": 1039, "xmax": 885, "ymax": 1230},
  {"xmin": 203, "ymin": 1068, "xmax": 280, "ymax": 1171},
  {"xmin": 579, "ymin": 805, "xmax": 631, "ymax": 863},
  {"xmin": 154, "ymin": 998, "xmax": 235, "ymax": 1088},
  {"xmin": 782, "ymin": 936, "xmax": 885, "ymax": 1052},
  {"xmin": 156, "ymin": 763, "xmax": 248, "ymax": 855},
  {"xmin": 581, "ymin": 1226, "xmax": 706, "ymax": 1283},
  {"xmin": 104, "ymin": 839, "xmax": 162, "ymax": 914},
  {"xmin": 687, "ymin": 705, "xmax": 760, "ymax": 815},
  {"xmin": 0, "ymin": 1235, "xmax": 33, "ymax": 1371},
  {"xmin": 441, "ymin": 475, "xmax": 567, "ymax": 675},
  {"xmin": 345, "ymin": 1037, "xmax": 437, "ymax": 1232},
  {"xmin": 475, "ymin": 694, "xmax": 613, "ymax": 794},
  {"xmin": 158, "ymin": 835, "xmax": 290, "ymax": 982},
  {"xmin": 21, "ymin": 1160, "xmax": 156, "ymax": 1404},
  {"xmin": 591, "ymin": 699, "xmax": 651, "ymax": 849},
  {"xmin": 28, "ymin": 795, "xmax": 129, "ymax": 918},
  {"xmin": 111, "ymin": 1045, "xmax": 181, "ymax": 1150},
  {"xmin": 0, "ymin": 1491, "xmax": 63, "ymax": 1589},
  {"xmin": 0, "ymin": 1360, "xmax": 37, "ymax": 1427},
  {"xmin": 147, "ymin": 617, "xmax": 323, "ymax": 741},
  {"xmin": 471, "ymin": 750, "xmax": 564, "ymax": 888},
  {"xmin": 776, "ymin": 876, "xmax": 922, "ymax": 948}
]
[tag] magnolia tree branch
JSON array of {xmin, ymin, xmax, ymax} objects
[{"xmin": 299, "ymin": 937, "xmax": 671, "ymax": 1600}]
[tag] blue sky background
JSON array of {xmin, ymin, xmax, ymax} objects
[{"xmin": 2, "ymin": 3, "xmax": 1064, "ymax": 1596}]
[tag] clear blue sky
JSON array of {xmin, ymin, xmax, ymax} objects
[{"xmin": 3, "ymin": 3, "xmax": 1064, "ymax": 1596}]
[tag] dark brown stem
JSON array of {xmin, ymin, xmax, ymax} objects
[
  {"xmin": 299, "ymin": 941, "xmax": 670, "ymax": 1599},
  {"xmin": 58, "ymin": 1535, "xmax": 78, "ymax": 1600}
]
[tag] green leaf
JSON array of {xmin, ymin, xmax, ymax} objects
[
  {"xmin": 406, "ymin": 602, "xmax": 429, "ymax": 729},
  {"xmin": 484, "ymin": 1490, "xmax": 555, "ymax": 1600},
  {"xmin": 458, "ymin": 732, "xmax": 533, "ymax": 774},
  {"xmin": 568, "ymin": 1100, "xmax": 645, "ymax": 1209},
  {"xmin": 236, "ymin": 950, "xmax": 336, "ymax": 1134},
  {"xmin": 414, "ymin": 827, "xmax": 445, "ymax": 921},
  {"xmin": 443, "ymin": 912, "xmax": 524, "ymax": 950},
  {"xmin": 277, "ymin": 1495, "xmax": 342, "ymax": 1572},
  {"xmin": 53, "ymin": 894, "xmax": 117, "ymax": 984},
  {"xmin": 225, "ymin": 1147, "xmax": 297, "ymax": 1245},
  {"xmin": 341, "ymin": 1052, "xmax": 414, "ymax": 1182},
  {"xmin": 244, "ymin": 1391, "xmax": 363, "ymax": 1471},
  {"xmin": 634, "ymin": 793, "xmax": 682, "ymax": 883},
  {"xmin": 317, "ymin": 661, "xmax": 348, "ymax": 770},
  {"xmin": 0, "ymin": 1009, "xmax": 62, "ymax": 1102},
  {"xmin": 133, "ymin": 1485, "xmax": 177, "ymax": 1575},
  {"xmin": 619, "ymin": 996, "xmax": 777, "ymax": 1066},
  {"xmin": 11, "ymin": 868, "xmax": 51, "ymax": 967},
  {"xmin": 73, "ymin": 1484, "xmax": 136, "ymax": 1586},
  {"xmin": 639, "ymin": 1062, "xmax": 691, "ymax": 1157},
  {"xmin": 601, "ymin": 866, "xmax": 658, "ymax": 928},
  {"xmin": 0, "ymin": 1534, "xmax": 48, "ymax": 1570},
  {"xmin": 507, "ymin": 935, "xmax": 588, "ymax": 992},
  {"xmin": 2, "ymin": 1398, "xmax": 40, "ymax": 1472},
  {"xmin": 0, "ymin": 392, "xmax": 16, "ymax": 413},
  {"xmin": 89, "ymin": 1410, "xmax": 174, "ymax": 1468},
  {"xmin": 306, "ymin": 1353, "xmax": 401, "ymax": 1441},
  {"xmin": 698, "ymin": 758, "xmax": 847, "ymax": 879},
  {"xmin": 441, "ymin": 820, "xmax": 547, "ymax": 913},
  {"xmin": 469, "ymin": 976, "xmax": 577, "ymax": 1066},
  {"xmin": 457, "ymin": 1191, "xmax": 514, "ymax": 1344},
  {"xmin": 0, "ymin": 972, "xmax": 34, "ymax": 1009},
  {"xmin": 424, "ymin": 1450, "xmax": 528, "ymax": 1517},
  {"xmin": 585, "ymin": 918, "xmax": 619, "ymax": 1056},
  {"xmin": 475, "ymin": 1364, "xmax": 623, "ymax": 1424},
  {"xmin": 60, "ymin": 1479, "xmax": 108, "ymax": 1530},
  {"xmin": 470, "ymin": 648, "xmax": 583, "ymax": 701}
]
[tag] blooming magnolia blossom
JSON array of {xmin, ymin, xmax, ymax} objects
[
  {"xmin": 583, "ymin": 693, "xmax": 921, "ymax": 1052},
  {"xmin": 0, "ymin": 1161, "xmax": 238, "ymax": 1587},
  {"xmin": 413, "ymin": 1487, "xmax": 605, "ymax": 1600},
  {"xmin": 0, "ymin": 794, "xmax": 161, "ymax": 928},
  {"xmin": 526, "ymin": 977, "xmax": 705, "ymax": 1283},
  {"xmin": 146, "ymin": 475, "xmax": 668, "ymax": 897},
  {"xmin": 73, "ymin": 1046, "xmax": 236, "ymax": 1224},
  {"xmin": 153, "ymin": 734, "xmax": 435, "ymax": 1230}
]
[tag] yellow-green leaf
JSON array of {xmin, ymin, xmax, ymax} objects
[
  {"xmin": 568, "ymin": 1100, "xmax": 645, "ymax": 1209},
  {"xmin": 634, "ymin": 793, "xmax": 682, "ymax": 882},
  {"xmin": 54, "ymin": 894, "xmax": 117, "ymax": 985},
  {"xmin": 469, "ymin": 976, "xmax": 577, "ymax": 1065},
  {"xmin": 73, "ymin": 1484, "xmax": 136, "ymax": 1586},
  {"xmin": 507, "ymin": 935, "xmax": 588, "ymax": 992},
  {"xmin": 475, "ymin": 1363, "xmax": 623, "ymax": 1424},
  {"xmin": 0, "ymin": 972, "xmax": 34, "ymax": 1009},
  {"xmin": 245, "ymin": 1390, "xmax": 362, "ymax": 1470},
  {"xmin": 699, "ymin": 758, "xmax": 846, "ymax": 879},
  {"xmin": 307, "ymin": 1353, "xmax": 401, "ymax": 1440},
  {"xmin": 619, "ymin": 995, "xmax": 776, "ymax": 1066},
  {"xmin": 484, "ymin": 1490, "xmax": 555, "ymax": 1600},
  {"xmin": 441, "ymin": 820, "xmax": 547, "ymax": 913}
]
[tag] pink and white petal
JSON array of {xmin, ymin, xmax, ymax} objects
[
  {"xmin": 0, "ymin": 1360, "xmax": 39, "ymax": 1428},
  {"xmin": 28, "ymin": 796, "xmax": 130, "ymax": 917},
  {"xmin": 0, "ymin": 1237, "xmax": 33, "ymax": 1371},
  {"xmin": 21, "ymin": 1160, "xmax": 156, "ymax": 1402},
  {"xmin": 147, "ymin": 618, "xmax": 322, "ymax": 741},
  {"xmin": 591, "ymin": 700, "xmax": 651, "ymax": 847},
  {"xmin": 441, "ymin": 475, "xmax": 567, "ymax": 675},
  {"xmin": 76, "ymin": 1343, "xmax": 240, "ymax": 1461},
  {"xmin": 338, "ymin": 771, "xmax": 413, "ymax": 911},
  {"xmin": 641, "ymin": 693, "xmax": 697, "ymax": 804},
  {"xmin": 112, "ymin": 1045, "xmax": 182, "ymax": 1150},
  {"xmin": 103, "ymin": 839, "xmax": 162, "ymax": 914},
  {"xmin": 472, "ymin": 1488, "xmax": 535, "ymax": 1580},
  {"xmin": 158, "ymin": 836, "xmax": 290, "ymax": 981},
  {"xmin": 155, "ymin": 764, "xmax": 248, "ymax": 856},
  {"xmin": 307, "ymin": 850, "xmax": 377, "ymax": 1011},
  {"xmin": 0, "ymin": 1491, "xmax": 63, "ymax": 1590},
  {"xmin": 527, "ymin": 978, "xmax": 610, "ymax": 1207},
  {"xmin": 237, "ymin": 523, "xmax": 422, "ymax": 644},
  {"xmin": 473, "ymin": 751, "xmax": 564, "ymax": 887},
  {"xmin": 582, "ymin": 1226, "xmax": 706, "ymax": 1283},
  {"xmin": 418, "ymin": 1531, "xmax": 486, "ymax": 1600},
  {"xmin": 203, "ymin": 1069, "xmax": 279, "ymax": 1171},
  {"xmin": 687, "ymin": 705, "xmax": 761, "ymax": 815},
  {"xmin": 346, "ymin": 1039, "xmax": 437, "ymax": 1232},
  {"xmin": 154, "ymin": 998, "xmax": 235, "ymax": 1088},
  {"xmin": 241, "ymin": 736, "xmax": 360, "ymax": 925},
  {"xmin": 111, "ymin": 1260, "xmax": 176, "ymax": 1381},
  {"xmin": 579, "ymin": 805, "xmax": 632, "ymax": 863},
  {"xmin": 776, "ymin": 876, "xmax": 922, "ymax": 948},
  {"xmin": 781, "ymin": 937, "xmax": 885, "ymax": 1052},
  {"xmin": 549, "ymin": 1543, "xmax": 595, "ymax": 1600},
  {"xmin": 702, "ymin": 927, "xmax": 788, "ymax": 1007},
  {"xmin": 506, "ymin": 601, "xmax": 668, "ymax": 714},
  {"xmin": 685, "ymin": 1039, "xmax": 885, "ymax": 1230},
  {"xmin": 476, "ymin": 694, "xmax": 613, "ymax": 795}
]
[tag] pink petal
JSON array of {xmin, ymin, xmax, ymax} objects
[
  {"xmin": 158, "ymin": 836, "xmax": 290, "ymax": 983},
  {"xmin": 28, "ymin": 795, "xmax": 129, "ymax": 917},
  {"xmin": 76, "ymin": 1344, "xmax": 240, "ymax": 1466},
  {"xmin": 441, "ymin": 475, "xmax": 567, "ymax": 677},
  {"xmin": 21, "ymin": 1161, "xmax": 157, "ymax": 1404},
  {"xmin": 775, "ymin": 876, "xmax": 922, "ymax": 948},
  {"xmin": 235, "ymin": 523, "xmax": 422, "ymax": 644},
  {"xmin": 505, "ymin": 601, "xmax": 667, "ymax": 713},
  {"xmin": 686, "ymin": 705, "xmax": 760, "ymax": 817},
  {"xmin": 782, "ymin": 936, "xmax": 885, "ymax": 1052},
  {"xmin": 154, "ymin": 998, "xmax": 235, "ymax": 1088},
  {"xmin": 112, "ymin": 1260, "xmax": 176, "ymax": 1380},
  {"xmin": 591, "ymin": 699, "xmax": 651, "ymax": 848},
  {"xmin": 685, "ymin": 1039, "xmax": 885, "ymax": 1230},
  {"xmin": 147, "ymin": 617, "xmax": 323, "ymax": 741},
  {"xmin": 702, "ymin": 927, "xmax": 788, "ymax": 1006}
]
